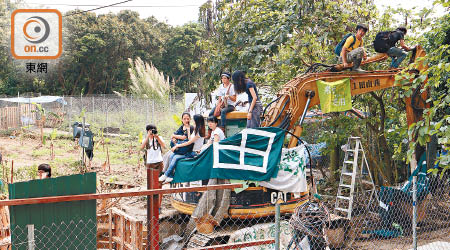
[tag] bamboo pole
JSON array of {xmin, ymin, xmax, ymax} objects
[{"xmin": 10, "ymin": 160, "xmax": 13, "ymax": 184}]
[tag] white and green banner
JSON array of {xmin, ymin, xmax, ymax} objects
[
  {"xmin": 173, "ymin": 127, "xmax": 285, "ymax": 183},
  {"xmin": 316, "ymin": 78, "xmax": 352, "ymax": 113},
  {"xmin": 260, "ymin": 145, "xmax": 308, "ymax": 193}
]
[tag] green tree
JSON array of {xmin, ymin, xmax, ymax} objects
[
  {"xmin": 399, "ymin": 13, "xmax": 450, "ymax": 176},
  {"xmin": 160, "ymin": 23, "xmax": 205, "ymax": 94}
]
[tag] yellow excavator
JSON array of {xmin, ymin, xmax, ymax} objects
[{"xmin": 171, "ymin": 45, "xmax": 429, "ymax": 218}]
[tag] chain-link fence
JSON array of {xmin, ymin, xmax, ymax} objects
[
  {"xmin": 0, "ymin": 94, "xmax": 186, "ymax": 139},
  {"xmin": 1, "ymin": 96, "xmax": 449, "ymax": 250},
  {"xmin": 2, "ymin": 173, "xmax": 449, "ymax": 249},
  {"xmin": 62, "ymin": 95, "xmax": 184, "ymax": 136},
  {"xmin": 10, "ymin": 219, "xmax": 97, "ymax": 249}
]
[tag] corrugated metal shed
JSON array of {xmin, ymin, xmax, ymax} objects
[{"xmin": 8, "ymin": 173, "xmax": 96, "ymax": 250}]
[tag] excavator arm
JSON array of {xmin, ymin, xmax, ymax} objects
[{"xmin": 262, "ymin": 45, "xmax": 429, "ymax": 146}]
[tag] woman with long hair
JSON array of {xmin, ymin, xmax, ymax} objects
[
  {"xmin": 160, "ymin": 114, "xmax": 205, "ymax": 183},
  {"xmin": 170, "ymin": 112, "xmax": 194, "ymax": 144},
  {"xmin": 232, "ymin": 70, "xmax": 263, "ymax": 128},
  {"xmin": 171, "ymin": 114, "xmax": 205, "ymax": 155}
]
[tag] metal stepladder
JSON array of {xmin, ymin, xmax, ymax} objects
[{"xmin": 335, "ymin": 136, "xmax": 378, "ymax": 219}]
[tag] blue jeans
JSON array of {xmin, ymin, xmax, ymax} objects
[
  {"xmin": 209, "ymin": 105, "xmax": 235, "ymax": 126},
  {"xmin": 388, "ymin": 47, "xmax": 407, "ymax": 68},
  {"xmin": 165, "ymin": 153, "xmax": 187, "ymax": 178}
]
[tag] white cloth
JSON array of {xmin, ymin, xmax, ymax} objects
[
  {"xmin": 217, "ymin": 83, "xmax": 236, "ymax": 106},
  {"xmin": 210, "ymin": 127, "xmax": 225, "ymax": 144},
  {"xmin": 191, "ymin": 131, "xmax": 204, "ymax": 152},
  {"xmin": 228, "ymin": 221, "xmax": 293, "ymax": 249},
  {"xmin": 259, "ymin": 145, "xmax": 308, "ymax": 193},
  {"xmin": 142, "ymin": 137, "xmax": 164, "ymax": 164}
]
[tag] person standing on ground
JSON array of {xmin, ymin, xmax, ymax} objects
[
  {"xmin": 209, "ymin": 72, "xmax": 237, "ymax": 130},
  {"xmin": 140, "ymin": 124, "xmax": 166, "ymax": 178},
  {"xmin": 339, "ymin": 24, "xmax": 369, "ymax": 72},
  {"xmin": 232, "ymin": 70, "xmax": 263, "ymax": 128}
]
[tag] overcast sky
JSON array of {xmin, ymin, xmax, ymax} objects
[{"xmin": 14, "ymin": 0, "xmax": 447, "ymax": 26}]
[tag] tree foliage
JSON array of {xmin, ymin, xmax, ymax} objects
[
  {"xmin": 397, "ymin": 13, "xmax": 450, "ymax": 176},
  {"xmin": 0, "ymin": 6, "xmax": 203, "ymax": 96}
]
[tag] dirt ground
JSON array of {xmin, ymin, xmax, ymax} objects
[{"xmin": 0, "ymin": 129, "xmax": 148, "ymax": 186}]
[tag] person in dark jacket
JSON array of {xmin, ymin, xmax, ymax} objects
[
  {"xmin": 386, "ymin": 27, "xmax": 412, "ymax": 68},
  {"xmin": 232, "ymin": 70, "xmax": 263, "ymax": 128}
]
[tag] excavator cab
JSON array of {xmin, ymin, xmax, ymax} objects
[{"xmin": 219, "ymin": 111, "xmax": 247, "ymax": 137}]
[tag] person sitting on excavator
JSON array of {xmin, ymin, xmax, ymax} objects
[
  {"xmin": 338, "ymin": 24, "xmax": 368, "ymax": 72},
  {"xmin": 373, "ymin": 27, "xmax": 412, "ymax": 69},
  {"xmin": 209, "ymin": 72, "xmax": 237, "ymax": 130}
]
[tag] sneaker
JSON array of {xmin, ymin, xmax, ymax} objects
[
  {"xmin": 158, "ymin": 175, "xmax": 167, "ymax": 182},
  {"xmin": 353, "ymin": 67, "xmax": 366, "ymax": 73},
  {"xmin": 164, "ymin": 177, "xmax": 173, "ymax": 183}
]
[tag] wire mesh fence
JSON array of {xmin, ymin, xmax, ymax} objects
[
  {"xmin": 62, "ymin": 95, "xmax": 184, "ymax": 136},
  {"xmin": 0, "ymin": 95, "xmax": 186, "ymax": 140},
  {"xmin": 3, "ymin": 174, "xmax": 449, "ymax": 250},
  {"xmin": 10, "ymin": 219, "xmax": 97, "ymax": 250}
]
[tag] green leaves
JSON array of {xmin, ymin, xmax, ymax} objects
[{"xmin": 399, "ymin": 13, "xmax": 450, "ymax": 174}]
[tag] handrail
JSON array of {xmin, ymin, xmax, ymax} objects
[{"xmin": 0, "ymin": 183, "xmax": 242, "ymax": 206}]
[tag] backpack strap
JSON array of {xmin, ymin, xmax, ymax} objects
[{"xmin": 349, "ymin": 34, "xmax": 357, "ymax": 50}]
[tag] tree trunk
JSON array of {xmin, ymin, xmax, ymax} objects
[
  {"xmin": 378, "ymin": 132, "xmax": 394, "ymax": 184},
  {"xmin": 329, "ymin": 141, "xmax": 340, "ymax": 182}
]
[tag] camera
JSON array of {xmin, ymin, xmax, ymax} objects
[{"xmin": 151, "ymin": 129, "xmax": 157, "ymax": 134}]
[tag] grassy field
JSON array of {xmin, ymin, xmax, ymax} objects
[{"xmin": 0, "ymin": 128, "xmax": 167, "ymax": 192}]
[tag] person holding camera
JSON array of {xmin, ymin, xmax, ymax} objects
[{"xmin": 141, "ymin": 124, "xmax": 166, "ymax": 176}]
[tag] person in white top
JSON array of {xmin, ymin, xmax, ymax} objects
[
  {"xmin": 140, "ymin": 124, "xmax": 166, "ymax": 195},
  {"xmin": 207, "ymin": 116, "xmax": 226, "ymax": 144},
  {"xmin": 141, "ymin": 124, "xmax": 166, "ymax": 164},
  {"xmin": 209, "ymin": 72, "xmax": 237, "ymax": 128}
]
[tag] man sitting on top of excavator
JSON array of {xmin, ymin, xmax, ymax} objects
[{"xmin": 335, "ymin": 24, "xmax": 369, "ymax": 72}]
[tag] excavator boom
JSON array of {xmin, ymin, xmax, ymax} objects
[{"xmin": 262, "ymin": 45, "xmax": 428, "ymax": 143}]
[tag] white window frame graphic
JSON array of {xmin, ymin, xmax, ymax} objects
[{"xmin": 213, "ymin": 129, "xmax": 276, "ymax": 173}]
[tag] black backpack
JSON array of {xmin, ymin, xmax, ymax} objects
[{"xmin": 373, "ymin": 31, "xmax": 394, "ymax": 53}]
